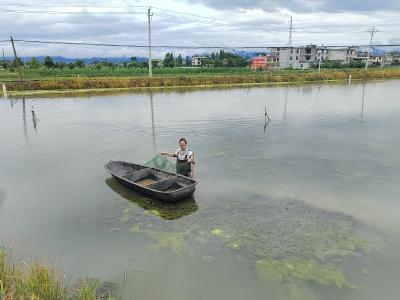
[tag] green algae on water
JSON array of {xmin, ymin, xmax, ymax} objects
[
  {"xmin": 147, "ymin": 231, "xmax": 186, "ymax": 255},
  {"xmin": 105, "ymin": 190, "xmax": 372, "ymax": 291},
  {"xmin": 256, "ymin": 258, "xmax": 355, "ymax": 289}
]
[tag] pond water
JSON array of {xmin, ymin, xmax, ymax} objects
[{"xmin": 0, "ymin": 80, "xmax": 399, "ymax": 300}]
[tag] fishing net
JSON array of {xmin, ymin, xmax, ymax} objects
[{"xmin": 145, "ymin": 155, "xmax": 177, "ymax": 173}]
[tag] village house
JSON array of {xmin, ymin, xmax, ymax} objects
[
  {"xmin": 328, "ymin": 47, "xmax": 358, "ymax": 64},
  {"xmin": 250, "ymin": 52, "xmax": 279, "ymax": 70},
  {"xmin": 268, "ymin": 45, "xmax": 317, "ymax": 70},
  {"xmin": 191, "ymin": 56, "xmax": 207, "ymax": 67}
]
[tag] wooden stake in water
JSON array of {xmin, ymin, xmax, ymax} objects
[
  {"xmin": 2, "ymin": 83, "xmax": 7, "ymax": 98},
  {"xmin": 348, "ymin": 74, "xmax": 352, "ymax": 84}
]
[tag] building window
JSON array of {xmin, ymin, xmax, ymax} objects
[
  {"xmin": 296, "ymin": 56, "xmax": 298, "ymax": 60},
  {"xmin": 290, "ymin": 57, "xmax": 292, "ymax": 61},
  {"xmin": 297, "ymin": 49, "xmax": 300, "ymax": 53}
]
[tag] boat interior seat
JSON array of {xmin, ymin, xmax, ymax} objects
[
  {"xmin": 122, "ymin": 167, "xmax": 152, "ymax": 182},
  {"xmin": 146, "ymin": 176, "xmax": 179, "ymax": 191}
]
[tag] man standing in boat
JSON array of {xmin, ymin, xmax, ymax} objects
[{"xmin": 161, "ymin": 138, "xmax": 195, "ymax": 178}]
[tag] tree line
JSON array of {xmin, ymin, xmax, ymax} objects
[
  {"xmin": 1, "ymin": 50, "xmax": 399, "ymax": 72},
  {"xmin": 162, "ymin": 50, "xmax": 248, "ymax": 68}
]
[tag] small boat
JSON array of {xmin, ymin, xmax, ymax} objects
[{"xmin": 105, "ymin": 161, "xmax": 197, "ymax": 202}]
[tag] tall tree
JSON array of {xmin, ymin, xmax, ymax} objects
[
  {"xmin": 185, "ymin": 56, "xmax": 191, "ymax": 66},
  {"xmin": 44, "ymin": 56, "xmax": 54, "ymax": 68},
  {"xmin": 0, "ymin": 60, "xmax": 8, "ymax": 70},
  {"xmin": 176, "ymin": 54, "xmax": 183, "ymax": 67},
  {"xmin": 11, "ymin": 57, "xmax": 23, "ymax": 68},
  {"xmin": 29, "ymin": 57, "xmax": 41, "ymax": 69},
  {"xmin": 75, "ymin": 60, "xmax": 85, "ymax": 68},
  {"xmin": 163, "ymin": 52, "xmax": 175, "ymax": 68}
]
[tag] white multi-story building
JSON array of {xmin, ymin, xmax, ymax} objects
[{"xmin": 269, "ymin": 45, "xmax": 317, "ymax": 69}]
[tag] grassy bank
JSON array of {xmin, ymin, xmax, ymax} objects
[
  {"xmin": 0, "ymin": 66, "xmax": 321, "ymax": 81},
  {"xmin": 1, "ymin": 68, "xmax": 400, "ymax": 97},
  {"xmin": 0, "ymin": 245, "xmax": 113, "ymax": 299}
]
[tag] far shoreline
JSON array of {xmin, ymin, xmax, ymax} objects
[
  {"xmin": 1, "ymin": 68, "xmax": 400, "ymax": 98},
  {"xmin": 2, "ymin": 77, "xmax": 399, "ymax": 99}
]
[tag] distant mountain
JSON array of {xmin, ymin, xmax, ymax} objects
[
  {"xmin": 232, "ymin": 50, "xmax": 271, "ymax": 58},
  {"xmin": 357, "ymin": 47, "xmax": 400, "ymax": 55},
  {"xmin": 3, "ymin": 47, "xmax": 398, "ymax": 64}
]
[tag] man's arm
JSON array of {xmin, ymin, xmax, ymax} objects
[{"xmin": 161, "ymin": 152, "xmax": 176, "ymax": 158}]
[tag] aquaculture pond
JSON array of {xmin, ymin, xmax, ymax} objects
[{"xmin": 0, "ymin": 80, "xmax": 399, "ymax": 300}]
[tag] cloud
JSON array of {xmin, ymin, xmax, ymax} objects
[
  {"xmin": 0, "ymin": 0, "xmax": 399, "ymax": 57},
  {"xmin": 190, "ymin": 0, "xmax": 400, "ymax": 12}
]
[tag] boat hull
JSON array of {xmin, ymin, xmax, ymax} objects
[{"xmin": 105, "ymin": 161, "xmax": 197, "ymax": 202}]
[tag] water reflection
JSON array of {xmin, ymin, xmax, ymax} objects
[
  {"xmin": 361, "ymin": 82, "xmax": 366, "ymax": 121},
  {"xmin": 22, "ymin": 98, "xmax": 28, "ymax": 142},
  {"xmin": 9, "ymin": 98, "xmax": 16, "ymax": 109},
  {"xmin": 31, "ymin": 106, "xmax": 38, "ymax": 132},
  {"xmin": 149, "ymin": 92, "xmax": 156, "ymax": 153},
  {"xmin": 283, "ymin": 86, "xmax": 288, "ymax": 120},
  {"xmin": 263, "ymin": 118, "xmax": 270, "ymax": 134},
  {"xmin": 105, "ymin": 177, "xmax": 198, "ymax": 220}
]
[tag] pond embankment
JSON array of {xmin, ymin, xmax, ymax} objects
[{"xmin": 2, "ymin": 68, "xmax": 400, "ymax": 97}]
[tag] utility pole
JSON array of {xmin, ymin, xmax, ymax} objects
[
  {"xmin": 10, "ymin": 36, "xmax": 23, "ymax": 82},
  {"xmin": 147, "ymin": 6, "xmax": 153, "ymax": 78},
  {"xmin": 287, "ymin": 16, "xmax": 293, "ymax": 68},
  {"xmin": 365, "ymin": 27, "xmax": 378, "ymax": 70}
]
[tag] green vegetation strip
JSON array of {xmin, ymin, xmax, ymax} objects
[
  {"xmin": 2, "ymin": 69, "xmax": 400, "ymax": 96},
  {"xmin": 0, "ymin": 246, "xmax": 114, "ymax": 299}
]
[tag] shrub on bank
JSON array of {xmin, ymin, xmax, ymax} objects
[{"xmin": 0, "ymin": 246, "xmax": 112, "ymax": 300}]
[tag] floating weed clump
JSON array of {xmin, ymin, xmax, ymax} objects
[
  {"xmin": 314, "ymin": 226, "xmax": 370, "ymax": 259},
  {"xmin": 106, "ymin": 191, "xmax": 372, "ymax": 293},
  {"xmin": 256, "ymin": 259, "xmax": 354, "ymax": 289},
  {"xmin": 147, "ymin": 231, "xmax": 186, "ymax": 255}
]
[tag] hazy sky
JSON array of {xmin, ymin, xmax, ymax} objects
[{"xmin": 0, "ymin": 0, "xmax": 399, "ymax": 58}]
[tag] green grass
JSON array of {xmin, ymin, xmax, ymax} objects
[
  {"xmin": 1, "ymin": 67, "xmax": 400, "ymax": 97},
  {"xmin": 0, "ymin": 245, "xmax": 114, "ymax": 300},
  {"xmin": 0, "ymin": 66, "xmax": 356, "ymax": 82}
]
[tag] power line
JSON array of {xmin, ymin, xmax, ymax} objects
[
  {"xmin": 6, "ymin": 38, "xmax": 400, "ymax": 49},
  {"xmin": 0, "ymin": 3, "xmax": 148, "ymax": 8},
  {"xmin": 0, "ymin": 8, "xmax": 146, "ymax": 14},
  {"xmin": 154, "ymin": 12, "xmax": 223, "ymax": 25},
  {"xmin": 152, "ymin": 6, "xmax": 229, "ymax": 23},
  {"xmin": 0, "ymin": 3, "xmax": 229, "ymax": 23},
  {"xmin": 0, "ymin": 8, "xmax": 227, "ymax": 25}
]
